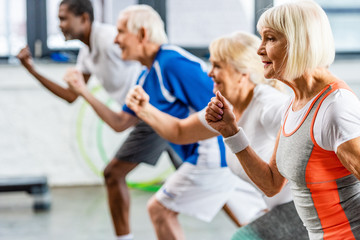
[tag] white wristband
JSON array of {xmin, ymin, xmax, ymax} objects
[{"xmin": 224, "ymin": 128, "xmax": 249, "ymax": 153}]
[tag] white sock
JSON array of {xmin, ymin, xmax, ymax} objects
[{"xmin": 116, "ymin": 233, "xmax": 134, "ymax": 240}]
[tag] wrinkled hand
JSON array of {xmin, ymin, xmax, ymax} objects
[
  {"xmin": 63, "ymin": 68, "xmax": 87, "ymax": 95},
  {"xmin": 126, "ymin": 85, "xmax": 150, "ymax": 114},
  {"xmin": 205, "ymin": 91, "xmax": 239, "ymax": 138},
  {"xmin": 16, "ymin": 46, "xmax": 34, "ymax": 71}
]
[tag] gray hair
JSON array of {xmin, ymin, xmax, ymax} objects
[{"xmin": 119, "ymin": 5, "xmax": 168, "ymax": 45}]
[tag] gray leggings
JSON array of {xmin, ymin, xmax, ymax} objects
[{"xmin": 231, "ymin": 201, "xmax": 309, "ymax": 240}]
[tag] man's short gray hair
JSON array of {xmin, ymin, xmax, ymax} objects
[{"xmin": 119, "ymin": 5, "xmax": 168, "ymax": 45}]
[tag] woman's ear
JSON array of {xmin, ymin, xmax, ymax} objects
[
  {"xmin": 242, "ymin": 73, "xmax": 250, "ymax": 79},
  {"xmin": 241, "ymin": 73, "xmax": 251, "ymax": 82}
]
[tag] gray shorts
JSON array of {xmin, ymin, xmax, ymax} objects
[{"xmin": 115, "ymin": 121, "xmax": 181, "ymax": 168}]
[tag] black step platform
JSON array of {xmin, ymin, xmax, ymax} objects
[{"xmin": 0, "ymin": 176, "xmax": 51, "ymax": 211}]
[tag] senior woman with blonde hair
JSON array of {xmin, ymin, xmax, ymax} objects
[
  {"xmin": 206, "ymin": 1, "xmax": 360, "ymax": 239},
  {"xmin": 126, "ymin": 31, "xmax": 308, "ymax": 239}
]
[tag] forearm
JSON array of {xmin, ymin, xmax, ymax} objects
[
  {"xmin": 234, "ymin": 147, "xmax": 285, "ymax": 196},
  {"xmin": 137, "ymin": 104, "xmax": 216, "ymax": 144},
  {"xmin": 81, "ymin": 90, "xmax": 135, "ymax": 132},
  {"xmin": 28, "ymin": 68, "xmax": 77, "ymax": 103},
  {"xmin": 137, "ymin": 104, "xmax": 189, "ymax": 143},
  {"xmin": 224, "ymin": 129, "xmax": 285, "ymax": 196},
  {"xmin": 207, "ymin": 92, "xmax": 286, "ymax": 195}
]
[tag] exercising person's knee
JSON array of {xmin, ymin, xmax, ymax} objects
[
  {"xmin": 148, "ymin": 196, "xmax": 177, "ymax": 221},
  {"xmin": 103, "ymin": 159, "xmax": 136, "ymax": 185},
  {"xmin": 147, "ymin": 197, "xmax": 164, "ymax": 219}
]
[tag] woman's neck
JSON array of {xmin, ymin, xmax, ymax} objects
[
  {"xmin": 286, "ymin": 68, "xmax": 336, "ymax": 111},
  {"xmin": 231, "ymin": 83, "xmax": 256, "ymax": 120}
]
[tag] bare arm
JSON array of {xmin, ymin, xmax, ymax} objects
[
  {"xmin": 232, "ymin": 132, "xmax": 286, "ymax": 196},
  {"xmin": 17, "ymin": 46, "xmax": 88, "ymax": 103},
  {"xmin": 206, "ymin": 91, "xmax": 286, "ymax": 196},
  {"xmin": 126, "ymin": 85, "xmax": 218, "ymax": 144},
  {"xmin": 337, "ymin": 136, "xmax": 360, "ymax": 180},
  {"xmin": 64, "ymin": 69, "xmax": 138, "ymax": 132}
]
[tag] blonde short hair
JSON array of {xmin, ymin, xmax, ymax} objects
[
  {"xmin": 119, "ymin": 5, "xmax": 168, "ymax": 45},
  {"xmin": 257, "ymin": 0, "xmax": 335, "ymax": 80},
  {"xmin": 209, "ymin": 31, "xmax": 282, "ymax": 89}
]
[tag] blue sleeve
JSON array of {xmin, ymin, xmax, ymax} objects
[
  {"xmin": 163, "ymin": 58, "xmax": 214, "ymax": 111},
  {"xmin": 122, "ymin": 104, "xmax": 135, "ymax": 116},
  {"xmin": 121, "ymin": 69, "xmax": 148, "ymax": 116}
]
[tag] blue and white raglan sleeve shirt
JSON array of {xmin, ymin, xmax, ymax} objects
[
  {"xmin": 123, "ymin": 45, "xmax": 226, "ymax": 168},
  {"xmin": 123, "ymin": 45, "xmax": 214, "ymax": 118}
]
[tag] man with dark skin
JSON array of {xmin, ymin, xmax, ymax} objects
[{"xmin": 17, "ymin": 0, "xmax": 140, "ymax": 105}]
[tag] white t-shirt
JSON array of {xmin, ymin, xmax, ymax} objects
[
  {"xmin": 198, "ymin": 84, "xmax": 293, "ymax": 209},
  {"xmin": 283, "ymin": 88, "xmax": 360, "ymax": 152},
  {"xmin": 76, "ymin": 22, "xmax": 142, "ymax": 105}
]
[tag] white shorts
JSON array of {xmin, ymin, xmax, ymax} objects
[
  {"xmin": 225, "ymin": 180, "xmax": 268, "ymax": 224},
  {"xmin": 156, "ymin": 162, "xmax": 266, "ymax": 222}
]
